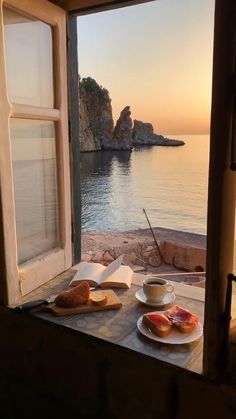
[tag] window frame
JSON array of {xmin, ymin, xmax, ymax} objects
[
  {"xmin": 0, "ymin": 0, "xmax": 72, "ymax": 304},
  {"xmin": 0, "ymin": 0, "xmax": 235, "ymax": 380}
]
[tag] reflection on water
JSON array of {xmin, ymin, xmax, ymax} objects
[
  {"xmin": 81, "ymin": 151, "xmax": 132, "ymax": 230},
  {"xmin": 81, "ymin": 135, "xmax": 210, "ymax": 234},
  {"xmin": 81, "ymin": 150, "xmax": 131, "ymax": 178}
]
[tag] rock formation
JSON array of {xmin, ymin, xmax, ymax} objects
[
  {"xmin": 80, "ymin": 77, "xmax": 114, "ymax": 147},
  {"xmin": 79, "ymin": 82, "xmax": 101, "ymax": 152},
  {"xmin": 101, "ymin": 106, "xmax": 133, "ymax": 150},
  {"xmin": 79, "ymin": 76, "xmax": 185, "ymax": 152},
  {"xmin": 132, "ymin": 120, "xmax": 185, "ymax": 147}
]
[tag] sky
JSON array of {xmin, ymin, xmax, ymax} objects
[{"xmin": 77, "ymin": 0, "xmax": 215, "ymax": 135}]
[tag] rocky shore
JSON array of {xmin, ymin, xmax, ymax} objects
[
  {"xmin": 132, "ymin": 119, "xmax": 184, "ymax": 147},
  {"xmin": 81, "ymin": 227, "xmax": 206, "ymax": 287},
  {"xmin": 79, "ymin": 77, "xmax": 185, "ymax": 152}
]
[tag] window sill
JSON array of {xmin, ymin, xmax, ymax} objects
[{"xmin": 11, "ymin": 270, "xmax": 204, "ymax": 375}]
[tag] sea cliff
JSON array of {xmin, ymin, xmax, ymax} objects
[{"xmin": 79, "ymin": 77, "xmax": 185, "ymax": 152}]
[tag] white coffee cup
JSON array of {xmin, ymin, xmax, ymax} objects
[{"xmin": 143, "ymin": 277, "xmax": 174, "ymax": 303}]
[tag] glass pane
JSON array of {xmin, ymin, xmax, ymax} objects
[
  {"xmin": 3, "ymin": 6, "xmax": 54, "ymax": 107},
  {"xmin": 10, "ymin": 119, "xmax": 58, "ymax": 264}
]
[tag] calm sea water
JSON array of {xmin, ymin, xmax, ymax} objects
[{"xmin": 81, "ymin": 135, "xmax": 210, "ymax": 235}]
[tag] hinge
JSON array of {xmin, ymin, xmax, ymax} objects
[
  {"xmin": 223, "ymin": 273, "xmax": 236, "ymax": 325},
  {"xmin": 71, "ymin": 220, "xmax": 74, "ymax": 243},
  {"xmin": 222, "ymin": 274, "xmax": 236, "ymax": 329},
  {"xmin": 230, "ymin": 73, "xmax": 236, "ymax": 170},
  {"xmin": 228, "ymin": 273, "xmax": 236, "ymax": 283},
  {"xmin": 220, "ymin": 273, "xmax": 236, "ymax": 370},
  {"xmin": 68, "ymin": 118, "xmax": 72, "ymax": 143}
]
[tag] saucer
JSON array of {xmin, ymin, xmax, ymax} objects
[{"xmin": 135, "ymin": 288, "xmax": 176, "ymax": 307}]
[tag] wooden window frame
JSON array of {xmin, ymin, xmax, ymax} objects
[
  {"xmin": 203, "ymin": 0, "xmax": 236, "ymax": 379},
  {"xmin": 0, "ymin": 0, "xmax": 72, "ymax": 304}
]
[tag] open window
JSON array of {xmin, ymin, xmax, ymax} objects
[
  {"xmin": 0, "ymin": 0, "xmax": 235, "ymax": 382},
  {"xmin": 0, "ymin": 0, "xmax": 72, "ymax": 304},
  {"xmin": 63, "ymin": 0, "xmax": 236, "ymax": 380}
]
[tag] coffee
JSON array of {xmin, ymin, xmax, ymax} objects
[
  {"xmin": 142, "ymin": 277, "xmax": 174, "ymax": 303},
  {"xmin": 147, "ymin": 281, "xmax": 163, "ymax": 285}
]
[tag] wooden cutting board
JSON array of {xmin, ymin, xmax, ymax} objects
[{"xmin": 37, "ymin": 289, "xmax": 122, "ymax": 317}]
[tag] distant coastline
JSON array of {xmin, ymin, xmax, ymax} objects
[{"xmin": 79, "ymin": 77, "xmax": 185, "ymax": 152}]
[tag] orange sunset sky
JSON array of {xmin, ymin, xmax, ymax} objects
[{"xmin": 77, "ymin": 0, "xmax": 215, "ymax": 135}]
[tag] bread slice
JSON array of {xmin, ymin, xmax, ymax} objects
[
  {"xmin": 90, "ymin": 291, "xmax": 107, "ymax": 306},
  {"xmin": 174, "ymin": 322, "xmax": 196, "ymax": 334},
  {"xmin": 164, "ymin": 305, "xmax": 198, "ymax": 334},
  {"xmin": 143, "ymin": 313, "xmax": 172, "ymax": 337}
]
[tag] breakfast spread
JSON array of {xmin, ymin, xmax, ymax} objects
[
  {"xmin": 53, "ymin": 281, "xmax": 198, "ymax": 342},
  {"xmin": 143, "ymin": 305, "xmax": 198, "ymax": 337}
]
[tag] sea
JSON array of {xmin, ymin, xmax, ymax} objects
[{"xmin": 80, "ymin": 134, "xmax": 210, "ymax": 235}]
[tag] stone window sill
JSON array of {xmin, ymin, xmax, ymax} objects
[{"xmin": 11, "ymin": 270, "xmax": 205, "ymax": 375}]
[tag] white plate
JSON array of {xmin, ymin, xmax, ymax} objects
[
  {"xmin": 137, "ymin": 311, "xmax": 203, "ymax": 344},
  {"xmin": 135, "ymin": 288, "xmax": 176, "ymax": 307}
]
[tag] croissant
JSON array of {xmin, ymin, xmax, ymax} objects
[{"xmin": 55, "ymin": 281, "xmax": 90, "ymax": 308}]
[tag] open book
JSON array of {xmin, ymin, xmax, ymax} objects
[{"xmin": 70, "ymin": 255, "xmax": 133, "ymax": 289}]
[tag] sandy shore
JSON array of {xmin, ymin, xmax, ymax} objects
[{"xmin": 82, "ymin": 227, "xmax": 206, "ymax": 252}]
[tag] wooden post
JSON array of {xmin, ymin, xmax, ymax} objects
[
  {"xmin": 67, "ymin": 14, "xmax": 81, "ymax": 264},
  {"xmin": 203, "ymin": 0, "xmax": 236, "ymax": 379}
]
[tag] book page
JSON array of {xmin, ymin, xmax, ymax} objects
[
  {"xmin": 100, "ymin": 265, "xmax": 133, "ymax": 289},
  {"xmin": 70, "ymin": 262, "xmax": 105, "ymax": 287},
  {"xmin": 100, "ymin": 254, "xmax": 123, "ymax": 282}
]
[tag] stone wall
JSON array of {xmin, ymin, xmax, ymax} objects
[{"xmin": 81, "ymin": 228, "xmax": 206, "ymax": 281}]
